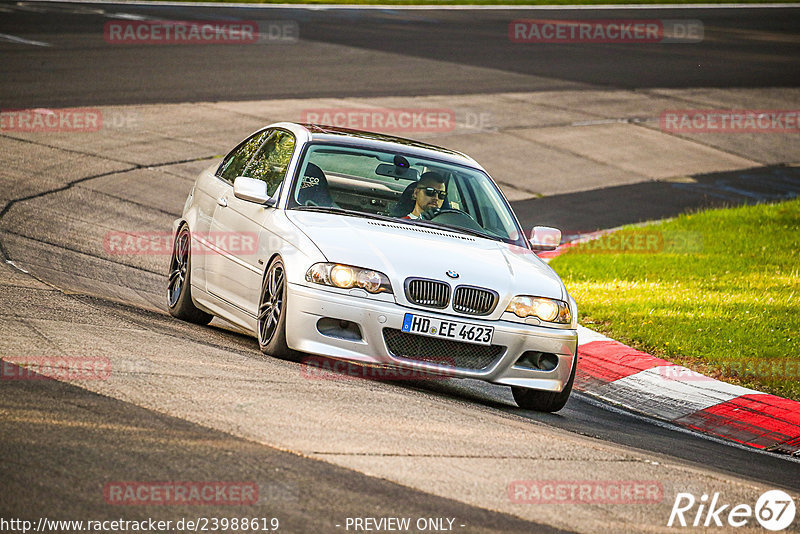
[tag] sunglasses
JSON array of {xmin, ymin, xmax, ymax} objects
[{"xmin": 417, "ymin": 187, "xmax": 446, "ymax": 200}]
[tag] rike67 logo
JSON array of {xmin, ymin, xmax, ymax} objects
[{"xmin": 668, "ymin": 490, "xmax": 796, "ymax": 531}]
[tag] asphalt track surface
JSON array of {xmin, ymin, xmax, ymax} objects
[
  {"xmin": 1, "ymin": 3, "xmax": 800, "ymax": 532},
  {"xmin": 1, "ymin": 359, "xmax": 560, "ymax": 533},
  {"xmin": 1, "ymin": 3, "xmax": 800, "ymax": 107}
]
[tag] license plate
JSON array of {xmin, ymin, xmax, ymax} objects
[{"xmin": 401, "ymin": 313, "xmax": 494, "ymax": 346}]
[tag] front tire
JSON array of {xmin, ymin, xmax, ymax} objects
[
  {"xmin": 257, "ymin": 257, "xmax": 295, "ymax": 360},
  {"xmin": 512, "ymin": 353, "xmax": 576, "ymax": 413},
  {"xmin": 167, "ymin": 225, "xmax": 214, "ymax": 325}
]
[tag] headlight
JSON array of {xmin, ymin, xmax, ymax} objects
[
  {"xmin": 330, "ymin": 265, "xmax": 356, "ymax": 288},
  {"xmin": 305, "ymin": 263, "xmax": 392, "ymax": 294},
  {"xmin": 506, "ymin": 296, "xmax": 571, "ymax": 324}
]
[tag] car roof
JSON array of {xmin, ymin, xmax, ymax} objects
[{"xmin": 277, "ymin": 122, "xmax": 483, "ymax": 170}]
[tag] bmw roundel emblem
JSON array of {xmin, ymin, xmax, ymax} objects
[{"xmin": 446, "ymin": 270, "xmax": 459, "ymax": 279}]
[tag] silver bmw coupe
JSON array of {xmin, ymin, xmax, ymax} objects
[{"xmin": 168, "ymin": 122, "xmax": 578, "ymax": 412}]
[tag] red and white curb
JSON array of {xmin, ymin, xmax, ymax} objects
[{"xmin": 575, "ymin": 326, "xmax": 800, "ymax": 456}]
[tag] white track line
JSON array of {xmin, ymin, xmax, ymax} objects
[{"xmin": 0, "ymin": 33, "xmax": 51, "ymax": 47}]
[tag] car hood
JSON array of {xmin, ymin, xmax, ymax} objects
[{"xmin": 286, "ymin": 211, "xmax": 566, "ymax": 301}]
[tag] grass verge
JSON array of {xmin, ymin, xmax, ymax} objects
[{"xmin": 550, "ymin": 198, "xmax": 800, "ymax": 401}]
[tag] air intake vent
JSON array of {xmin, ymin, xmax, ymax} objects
[
  {"xmin": 383, "ymin": 328, "xmax": 505, "ymax": 371},
  {"xmin": 453, "ymin": 286, "xmax": 498, "ymax": 316},
  {"xmin": 405, "ymin": 278, "xmax": 450, "ymax": 308},
  {"xmin": 366, "ymin": 221, "xmax": 474, "ymax": 241}
]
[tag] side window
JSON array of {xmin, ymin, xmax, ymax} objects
[
  {"xmin": 216, "ymin": 130, "xmax": 270, "ymax": 183},
  {"xmin": 242, "ymin": 130, "xmax": 296, "ymax": 196}
]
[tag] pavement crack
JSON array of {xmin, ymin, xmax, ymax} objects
[
  {"xmin": 0, "ymin": 154, "xmax": 215, "ymax": 262},
  {"xmin": 0, "ymin": 132, "xmax": 135, "ymax": 167},
  {"xmin": 497, "ymin": 90, "xmax": 764, "ymax": 168},
  {"xmin": 80, "ymin": 187, "xmax": 180, "ymax": 218},
  {"xmin": 491, "ymin": 178, "xmax": 542, "ymax": 197},
  {"xmin": 1, "ymin": 318, "xmax": 63, "ymax": 355},
  {"xmin": 0, "ymin": 132, "xmax": 218, "ymax": 170},
  {"xmin": 634, "ymin": 119, "xmax": 766, "ymax": 166}
]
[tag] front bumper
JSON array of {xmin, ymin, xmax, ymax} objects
[{"xmin": 285, "ymin": 282, "xmax": 577, "ymax": 392}]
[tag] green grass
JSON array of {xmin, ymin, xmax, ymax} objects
[
  {"xmin": 550, "ymin": 198, "xmax": 800, "ymax": 401},
  {"xmin": 145, "ymin": 0, "xmax": 796, "ymax": 4}
]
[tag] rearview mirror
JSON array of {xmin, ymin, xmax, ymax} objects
[
  {"xmin": 375, "ymin": 163, "xmax": 419, "ymax": 181},
  {"xmin": 529, "ymin": 226, "xmax": 561, "ymax": 251},
  {"xmin": 233, "ymin": 176, "xmax": 276, "ymax": 206}
]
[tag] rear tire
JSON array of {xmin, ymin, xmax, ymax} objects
[
  {"xmin": 512, "ymin": 353, "xmax": 576, "ymax": 412},
  {"xmin": 166, "ymin": 225, "xmax": 213, "ymax": 325}
]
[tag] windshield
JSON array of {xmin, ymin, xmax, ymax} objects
[{"xmin": 287, "ymin": 143, "xmax": 526, "ymax": 247}]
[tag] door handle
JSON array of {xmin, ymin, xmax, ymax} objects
[{"xmin": 217, "ymin": 196, "xmax": 228, "ymax": 207}]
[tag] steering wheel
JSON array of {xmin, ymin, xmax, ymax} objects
[
  {"xmin": 304, "ymin": 199, "xmax": 319, "ymax": 207},
  {"xmin": 420, "ymin": 208, "xmax": 472, "ymax": 221}
]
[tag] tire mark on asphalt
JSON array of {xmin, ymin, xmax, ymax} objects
[
  {"xmin": 70, "ymin": 294, "xmax": 261, "ymax": 359},
  {"xmin": 0, "ymin": 229, "xmax": 164, "ymax": 277}
]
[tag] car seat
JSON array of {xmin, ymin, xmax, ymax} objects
[{"xmin": 297, "ymin": 163, "xmax": 335, "ymax": 207}]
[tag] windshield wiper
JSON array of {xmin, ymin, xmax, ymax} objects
[
  {"xmin": 294, "ymin": 206, "xmax": 508, "ymax": 243},
  {"xmin": 410, "ymin": 219, "xmax": 504, "ymax": 242}
]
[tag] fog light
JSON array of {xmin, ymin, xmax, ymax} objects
[
  {"xmin": 317, "ymin": 317, "xmax": 363, "ymax": 341},
  {"xmin": 515, "ymin": 351, "xmax": 559, "ymax": 371}
]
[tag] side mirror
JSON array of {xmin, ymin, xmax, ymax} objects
[
  {"xmin": 233, "ymin": 176, "xmax": 276, "ymax": 207},
  {"xmin": 529, "ymin": 226, "xmax": 561, "ymax": 251}
]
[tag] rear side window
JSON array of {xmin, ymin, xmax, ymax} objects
[{"xmin": 216, "ymin": 130, "xmax": 270, "ymax": 183}]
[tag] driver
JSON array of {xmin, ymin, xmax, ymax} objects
[{"xmin": 403, "ymin": 172, "xmax": 446, "ymax": 219}]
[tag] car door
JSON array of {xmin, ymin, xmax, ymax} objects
[
  {"xmin": 192, "ymin": 129, "xmax": 270, "ymax": 291},
  {"xmin": 205, "ymin": 129, "xmax": 296, "ymax": 314}
]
